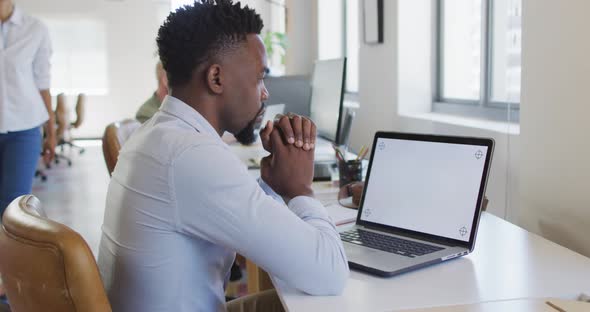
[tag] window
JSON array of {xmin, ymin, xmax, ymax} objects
[
  {"xmin": 435, "ymin": 0, "xmax": 522, "ymax": 122},
  {"xmin": 170, "ymin": 0, "xmax": 287, "ymax": 74},
  {"xmin": 42, "ymin": 18, "xmax": 109, "ymax": 96},
  {"xmin": 317, "ymin": 0, "xmax": 360, "ymax": 93},
  {"xmin": 266, "ymin": 0, "xmax": 287, "ymax": 75}
]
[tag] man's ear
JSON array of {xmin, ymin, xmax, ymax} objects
[{"xmin": 205, "ymin": 64, "xmax": 223, "ymax": 95}]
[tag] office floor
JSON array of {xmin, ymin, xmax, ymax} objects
[{"xmin": 32, "ymin": 140, "xmax": 108, "ymax": 256}]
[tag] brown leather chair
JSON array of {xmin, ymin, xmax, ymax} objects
[
  {"xmin": 0, "ymin": 195, "xmax": 111, "ymax": 312},
  {"xmin": 101, "ymin": 119, "xmax": 141, "ymax": 176}
]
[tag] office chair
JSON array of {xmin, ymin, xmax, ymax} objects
[
  {"xmin": 101, "ymin": 119, "xmax": 141, "ymax": 176},
  {"xmin": 35, "ymin": 167, "xmax": 48, "ymax": 182},
  {"xmin": 53, "ymin": 93, "xmax": 73, "ymax": 167},
  {"xmin": 54, "ymin": 94, "xmax": 86, "ymax": 167},
  {"xmin": 0, "ymin": 195, "xmax": 112, "ymax": 312}
]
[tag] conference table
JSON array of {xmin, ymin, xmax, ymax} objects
[{"xmin": 229, "ymin": 138, "xmax": 590, "ymax": 311}]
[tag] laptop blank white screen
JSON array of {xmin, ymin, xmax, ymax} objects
[{"xmin": 360, "ymin": 138, "xmax": 488, "ymax": 242}]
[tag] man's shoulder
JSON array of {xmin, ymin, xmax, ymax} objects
[{"xmin": 122, "ymin": 117, "xmax": 226, "ymax": 166}]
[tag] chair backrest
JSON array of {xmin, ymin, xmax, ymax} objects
[
  {"xmin": 0, "ymin": 195, "xmax": 111, "ymax": 312},
  {"xmin": 102, "ymin": 119, "xmax": 141, "ymax": 176},
  {"xmin": 71, "ymin": 94, "xmax": 86, "ymax": 129},
  {"xmin": 55, "ymin": 93, "xmax": 69, "ymax": 141}
]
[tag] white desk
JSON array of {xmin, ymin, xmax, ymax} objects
[
  {"xmin": 273, "ymin": 212, "xmax": 590, "ymax": 311},
  {"xmin": 232, "ymin": 138, "xmax": 590, "ymax": 311},
  {"xmin": 228, "ymin": 139, "xmax": 590, "ymax": 311}
]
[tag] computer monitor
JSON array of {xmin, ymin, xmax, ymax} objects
[
  {"xmin": 263, "ymin": 75, "xmax": 311, "ymax": 117},
  {"xmin": 309, "ymin": 58, "xmax": 347, "ymax": 144}
]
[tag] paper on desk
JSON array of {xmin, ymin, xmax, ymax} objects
[{"xmin": 325, "ymin": 202, "xmax": 357, "ymax": 226}]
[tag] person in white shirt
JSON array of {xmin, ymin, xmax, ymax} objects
[
  {"xmin": 0, "ymin": 1, "xmax": 55, "ymax": 218},
  {"xmin": 97, "ymin": 1, "xmax": 349, "ymax": 311}
]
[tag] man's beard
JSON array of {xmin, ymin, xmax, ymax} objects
[
  {"xmin": 234, "ymin": 121, "xmax": 257, "ymax": 145},
  {"xmin": 234, "ymin": 103, "xmax": 266, "ymax": 145}
]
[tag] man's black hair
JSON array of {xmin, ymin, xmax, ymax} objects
[{"xmin": 157, "ymin": 0, "xmax": 264, "ymax": 87}]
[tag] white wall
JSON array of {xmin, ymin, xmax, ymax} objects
[
  {"xmin": 343, "ymin": 0, "xmax": 520, "ymax": 222},
  {"xmin": 519, "ymin": 0, "xmax": 590, "ymax": 257},
  {"xmin": 18, "ymin": 0, "xmax": 169, "ymax": 138}
]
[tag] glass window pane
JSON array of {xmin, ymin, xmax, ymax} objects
[
  {"xmin": 491, "ymin": 0, "xmax": 522, "ymax": 104},
  {"xmin": 318, "ymin": 0, "xmax": 344, "ymax": 60},
  {"xmin": 43, "ymin": 18, "xmax": 109, "ymax": 96},
  {"xmin": 441, "ymin": 0, "xmax": 482, "ymax": 101},
  {"xmin": 346, "ymin": 0, "xmax": 359, "ymax": 93}
]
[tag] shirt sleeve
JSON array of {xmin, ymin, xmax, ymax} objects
[
  {"xmin": 172, "ymin": 143, "xmax": 349, "ymax": 295},
  {"xmin": 257, "ymin": 177, "xmax": 285, "ymax": 204},
  {"xmin": 33, "ymin": 23, "xmax": 52, "ymax": 90}
]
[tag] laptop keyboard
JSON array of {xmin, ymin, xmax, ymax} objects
[{"xmin": 340, "ymin": 229, "xmax": 444, "ymax": 258}]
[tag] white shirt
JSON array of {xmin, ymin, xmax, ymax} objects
[
  {"xmin": 97, "ymin": 96, "xmax": 349, "ymax": 312},
  {"xmin": 0, "ymin": 7, "xmax": 51, "ymax": 133}
]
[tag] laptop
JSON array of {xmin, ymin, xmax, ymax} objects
[{"xmin": 340, "ymin": 131, "xmax": 494, "ymax": 277}]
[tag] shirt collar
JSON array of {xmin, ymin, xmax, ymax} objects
[
  {"xmin": 160, "ymin": 95, "xmax": 222, "ymax": 141},
  {"xmin": 7, "ymin": 6, "xmax": 23, "ymax": 26}
]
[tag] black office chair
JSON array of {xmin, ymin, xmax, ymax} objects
[{"xmin": 35, "ymin": 167, "xmax": 48, "ymax": 182}]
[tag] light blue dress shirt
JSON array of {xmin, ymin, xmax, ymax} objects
[{"xmin": 97, "ymin": 96, "xmax": 349, "ymax": 312}]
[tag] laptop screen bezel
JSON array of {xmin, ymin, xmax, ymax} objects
[{"xmin": 355, "ymin": 131, "xmax": 494, "ymax": 250}]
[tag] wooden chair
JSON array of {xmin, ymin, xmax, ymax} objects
[
  {"xmin": 101, "ymin": 119, "xmax": 141, "ymax": 176},
  {"xmin": 0, "ymin": 195, "xmax": 111, "ymax": 312}
]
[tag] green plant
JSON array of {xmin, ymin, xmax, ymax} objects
[{"xmin": 263, "ymin": 31, "xmax": 288, "ymax": 65}]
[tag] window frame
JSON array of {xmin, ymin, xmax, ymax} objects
[{"xmin": 434, "ymin": 0, "xmax": 520, "ymax": 123}]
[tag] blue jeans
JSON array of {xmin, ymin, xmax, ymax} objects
[{"xmin": 0, "ymin": 127, "xmax": 42, "ymax": 219}]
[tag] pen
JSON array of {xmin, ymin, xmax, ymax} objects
[
  {"xmin": 356, "ymin": 146, "xmax": 366, "ymax": 161},
  {"xmin": 545, "ymin": 301, "xmax": 566, "ymax": 312},
  {"xmin": 360, "ymin": 147, "xmax": 369, "ymax": 160},
  {"xmin": 332, "ymin": 144, "xmax": 345, "ymax": 162}
]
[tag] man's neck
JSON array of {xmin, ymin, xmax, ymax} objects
[
  {"xmin": 170, "ymin": 90, "xmax": 225, "ymax": 137},
  {"xmin": 0, "ymin": 2, "xmax": 14, "ymax": 23}
]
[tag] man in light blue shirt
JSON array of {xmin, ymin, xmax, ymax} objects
[{"xmin": 97, "ymin": 1, "xmax": 349, "ymax": 311}]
